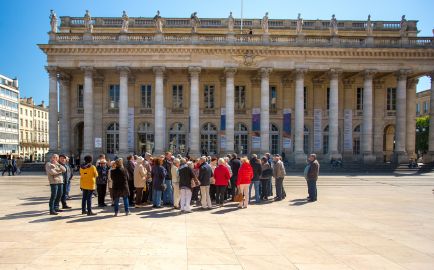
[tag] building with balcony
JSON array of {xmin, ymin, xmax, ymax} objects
[
  {"xmin": 19, "ymin": 98, "xmax": 49, "ymax": 161},
  {"xmin": 0, "ymin": 74, "xmax": 19, "ymax": 156},
  {"xmin": 416, "ymin": 89, "xmax": 431, "ymax": 117},
  {"xmin": 39, "ymin": 11, "xmax": 434, "ymax": 163}
]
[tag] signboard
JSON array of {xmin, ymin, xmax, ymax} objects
[
  {"xmin": 344, "ymin": 109, "xmax": 353, "ymax": 150},
  {"xmin": 128, "ymin": 107, "xmax": 134, "ymax": 151},
  {"xmin": 252, "ymin": 135, "xmax": 261, "ymax": 149},
  {"xmin": 283, "ymin": 108, "xmax": 292, "ymax": 149},
  {"xmin": 313, "ymin": 109, "xmax": 322, "ymax": 151},
  {"xmin": 94, "ymin": 137, "xmax": 102, "ymax": 148},
  {"xmin": 283, "ymin": 138, "xmax": 292, "ymax": 149},
  {"xmin": 220, "ymin": 135, "xmax": 226, "ymax": 149}
]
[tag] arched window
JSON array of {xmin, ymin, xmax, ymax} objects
[
  {"xmin": 270, "ymin": 123, "xmax": 279, "ymax": 154},
  {"xmin": 106, "ymin": 122, "xmax": 119, "ymax": 154},
  {"xmin": 235, "ymin": 123, "xmax": 248, "ymax": 155},
  {"xmin": 354, "ymin": 125, "xmax": 361, "ymax": 132},
  {"xmin": 303, "ymin": 125, "xmax": 310, "ymax": 154},
  {"xmin": 323, "ymin": 125, "xmax": 329, "ymax": 154},
  {"xmin": 169, "ymin": 122, "xmax": 186, "ymax": 154},
  {"xmin": 137, "ymin": 122, "xmax": 154, "ymax": 155},
  {"xmin": 201, "ymin": 123, "xmax": 218, "ymax": 155}
]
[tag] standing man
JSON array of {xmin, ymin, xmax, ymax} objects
[
  {"xmin": 305, "ymin": 153, "xmax": 320, "ymax": 202},
  {"xmin": 272, "ymin": 154, "xmax": 286, "ymax": 201},
  {"xmin": 249, "ymin": 154, "xmax": 262, "ymax": 204},
  {"xmin": 142, "ymin": 153, "xmax": 153, "ymax": 204},
  {"xmin": 125, "ymin": 155, "xmax": 136, "ymax": 207},
  {"xmin": 198, "ymin": 156, "xmax": 213, "ymax": 209},
  {"xmin": 229, "ymin": 153, "xmax": 241, "ymax": 201},
  {"xmin": 58, "ymin": 154, "xmax": 72, "ymax": 210},
  {"xmin": 171, "ymin": 158, "xmax": 181, "ymax": 209},
  {"xmin": 45, "ymin": 154, "xmax": 66, "ymax": 215},
  {"xmin": 162, "ymin": 152, "xmax": 174, "ymax": 206}
]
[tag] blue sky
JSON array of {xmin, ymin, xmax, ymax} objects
[{"xmin": 0, "ymin": 0, "xmax": 432, "ymax": 104}]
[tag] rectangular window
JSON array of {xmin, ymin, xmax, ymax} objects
[
  {"xmin": 25, "ymin": 120, "xmax": 28, "ymax": 128},
  {"xmin": 235, "ymin": 86, "xmax": 246, "ymax": 109},
  {"xmin": 20, "ymin": 119, "xmax": 23, "ymax": 126},
  {"xmin": 30, "ymin": 111, "xmax": 32, "ymax": 117},
  {"xmin": 326, "ymin": 88, "xmax": 330, "ymax": 110},
  {"xmin": 141, "ymin": 85, "xmax": 152, "ymax": 108},
  {"xmin": 204, "ymin": 85, "xmax": 215, "ymax": 109},
  {"xmin": 25, "ymin": 109, "xmax": 27, "ymax": 116},
  {"xmin": 270, "ymin": 86, "xmax": 277, "ymax": 110},
  {"xmin": 416, "ymin": 103, "xmax": 420, "ymax": 115},
  {"xmin": 20, "ymin": 108, "xmax": 22, "ymax": 114},
  {"xmin": 353, "ymin": 139, "xmax": 361, "ymax": 155},
  {"xmin": 424, "ymin": 101, "xmax": 429, "ymax": 113},
  {"xmin": 38, "ymin": 111, "xmax": 40, "ymax": 117},
  {"xmin": 77, "ymin": 85, "xmax": 84, "ymax": 108},
  {"xmin": 304, "ymin": 87, "xmax": 307, "ymax": 110},
  {"xmin": 356, "ymin": 88, "xmax": 364, "ymax": 110},
  {"xmin": 109, "ymin": 85, "xmax": 120, "ymax": 109},
  {"xmin": 172, "ymin": 85, "xmax": 183, "ymax": 108},
  {"xmin": 387, "ymin": 88, "xmax": 396, "ymax": 111}
]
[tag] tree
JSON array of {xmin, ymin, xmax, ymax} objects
[{"xmin": 416, "ymin": 115, "xmax": 430, "ymax": 157}]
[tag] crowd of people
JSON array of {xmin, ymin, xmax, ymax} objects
[
  {"xmin": 45, "ymin": 152, "xmax": 320, "ymax": 216},
  {"xmin": 1, "ymin": 156, "xmax": 23, "ymax": 176}
]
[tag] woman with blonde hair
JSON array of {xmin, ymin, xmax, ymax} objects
[{"xmin": 236, "ymin": 157, "xmax": 253, "ymax": 209}]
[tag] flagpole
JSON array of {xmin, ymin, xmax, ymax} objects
[{"xmin": 240, "ymin": 0, "xmax": 244, "ymax": 33}]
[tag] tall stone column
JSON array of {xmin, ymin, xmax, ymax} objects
[
  {"xmin": 59, "ymin": 74, "xmax": 71, "ymax": 155},
  {"xmin": 225, "ymin": 67, "xmax": 236, "ymax": 153},
  {"xmin": 406, "ymin": 78, "xmax": 418, "ymax": 160},
  {"xmin": 342, "ymin": 79, "xmax": 354, "ymax": 160},
  {"xmin": 260, "ymin": 68, "xmax": 272, "ymax": 154},
  {"xmin": 328, "ymin": 69, "xmax": 341, "ymax": 159},
  {"xmin": 118, "ymin": 67, "xmax": 129, "ymax": 156},
  {"xmin": 362, "ymin": 70, "xmax": 376, "ymax": 163},
  {"xmin": 394, "ymin": 69, "xmax": 411, "ymax": 164},
  {"xmin": 189, "ymin": 66, "xmax": 201, "ymax": 156},
  {"xmin": 427, "ymin": 72, "xmax": 434, "ymax": 163},
  {"xmin": 294, "ymin": 68, "xmax": 307, "ymax": 164},
  {"xmin": 82, "ymin": 66, "xmax": 94, "ymax": 158},
  {"xmin": 373, "ymin": 79, "xmax": 386, "ymax": 162},
  {"xmin": 153, "ymin": 66, "xmax": 165, "ymax": 155},
  {"xmin": 46, "ymin": 66, "xmax": 59, "ymax": 155}
]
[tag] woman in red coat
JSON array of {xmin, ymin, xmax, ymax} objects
[
  {"xmin": 236, "ymin": 157, "xmax": 253, "ymax": 208},
  {"xmin": 214, "ymin": 158, "xmax": 231, "ymax": 207}
]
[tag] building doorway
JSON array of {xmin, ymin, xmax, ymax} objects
[
  {"xmin": 73, "ymin": 122, "xmax": 84, "ymax": 156},
  {"xmin": 383, "ymin": 125, "xmax": 395, "ymax": 162}
]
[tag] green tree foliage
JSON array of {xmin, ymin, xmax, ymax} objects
[{"xmin": 416, "ymin": 116, "xmax": 430, "ymax": 155}]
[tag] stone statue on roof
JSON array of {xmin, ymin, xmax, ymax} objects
[
  {"xmin": 154, "ymin": 10, "xmax": 164, "ymax": 33},
  {"xmin": 121, "ymin": 11, "xmax": 129, "ymax": 33},
  {"xmin": 190, "ymin": 12, "xmax": 200, "ymax": 33},
  {"xmin": 49, "ymin": 10, "xmax": 58, "ymax": 33},
  {"xmin": 296, "ymin": 13, "xmax": 304, "ymax": 35},
  {"xmin": 84, "ymin": 10, "xmax": 93, "ymax": 33},
  {"xmin": 366, "ymin": 15, "xmax": 373, "ymax": 36},
  {"xmin": 329, "ymin": 14, "xmax": 338, "ymax": 36},
  {"xmin": 228, "ymin": 11, "xmax": 235, "ymax": 32},
  {"xmin": 400, "ymin": 15, "xmax": 408, "ymax": 37},
  {"xmin": 262, "ymin": 12, "xmax": 269, "ymax": 33}
]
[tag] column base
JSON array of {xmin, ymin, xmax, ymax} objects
[
  {"xmin": 294, "ymin": 152, "xmax": 307, "ymax": 165},
  {"xmin": 362, "ymin": 153, "xmax": 376, "ymax": 164},
  {"xmin": 422, "ymin": 152, "xmax": 434, "ymax": 164},
  {"xmin": 393, "ymin": 151, "xmax": 408, "ymax": 164},
  {"xmin": 374, "ymin": 152, "xmax": 385, "ymax": 163}
]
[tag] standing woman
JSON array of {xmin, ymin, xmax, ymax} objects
[
  {"xmin": 80, "ymin": 155, "xmax": 98, "ymax": 215},
  {"xmin": 133, "ymin": 157, "xmax": 147, "ymax": 207},
  {"xmin": 107, "ymin": 161, "xmax": 115, "ymax": 206},
  {"xmin": 110, "ymin": 158, "xmax": 130, "ymax": 216},
  {"xmin": 96, "ymin": 159, "xmax": 109, "ymax": 207},
  {"xmin": 260, "ymin": 157, "xmax": 272, "ymax": 201},
  {"xmin": 151, "ymin": 157, "xmax": 167, "ymax": 208},
  {"xmin": 214, "ymin": 158, "xmax": 231, "ymax": 207},
  {"xmin": 179, "ymin": 159, "xmax": 198, "ymax": 213},
  {"xmin": 236, "ymin": 157, "xmax": 253, "ymax": 209}
]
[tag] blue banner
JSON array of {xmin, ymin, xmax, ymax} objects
[
  {"xmin": 220, "ymin": 108, "xmax": 226, "ymax": 131},
  {"xmin": 252, "ymin": 108, "xmax": 260, "ymax": 131},
  {"xmin": 283, "ymin": 109, "xmax": 291, "ymax": 135}
]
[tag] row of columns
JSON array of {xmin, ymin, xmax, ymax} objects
[{"xmin": 46, "ymin": 66, "xmax": 434, "ymax": 163}]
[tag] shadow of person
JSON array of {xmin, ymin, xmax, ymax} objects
[
  {"xmin": 0, "ymin": 210, "xmax": 48, "ymax": 220},
  {"xmin": 289, "ymin": 199, "xmax": 310, "ymax": 206},
  {"xmin": 66, "ymin": 214, "xmax": 113, "ymax": 223}
]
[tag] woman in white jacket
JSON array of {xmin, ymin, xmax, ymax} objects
[{"xmin": 133, "ymin": 157, "xmax": 147, "ymax": 207}]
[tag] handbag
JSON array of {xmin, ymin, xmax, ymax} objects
[
  {"xmin": 191, "ymin": 178, "xmax": 200, "ymax": 188},
  {"xmin": 234, "ymin": 192, "xmax": 243, "ymax": 202}
]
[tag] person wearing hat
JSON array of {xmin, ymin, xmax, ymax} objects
[
  {"xmin": 134, "ymin": 156, "xmax": 147, "ymax": 207},
  {"xmin": 96, "ymin": 158, "xmax": 110, "ymax": 207},
  {"xmin": 59, "ymin": 154, "xmax": 72, "ymax": 210},
  {"xmin": 272, "ymin": 154, "xmax": 286, "ymax": 201}
]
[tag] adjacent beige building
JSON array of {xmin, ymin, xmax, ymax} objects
[
  {"xmin": 39, "ymin": 11, "xmax": 434, "ymax": 164},
  {"xmin": 19, "ymin": 98, "xmax": 49, "ymax": 161},
  {"xmin": 416, "ymin": 89, "xmax": 430, "ymax": 117}
]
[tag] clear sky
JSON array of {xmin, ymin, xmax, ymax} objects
[{"xmin": 0, "ymin": 0, "xmax": 432, "ymax": 104}]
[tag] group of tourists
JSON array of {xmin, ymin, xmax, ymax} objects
[
  {"xmin": 1, "ymin": 156, "xmax": 23, "ymax": 176},
  {"xmin": 45, "ymin": 151, "xmax": 320, "ymax": 216}
]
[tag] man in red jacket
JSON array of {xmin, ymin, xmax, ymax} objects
[{"xmin": 236, "ymin": 157, "xmax": 253, "ymax": 209}]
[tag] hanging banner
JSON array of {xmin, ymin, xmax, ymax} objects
[
  {"xmin": 220, "ymin": 135, "xmax": 226, "ymax": 149},
  {"xmin": 220, "ymin": 107, "xmax": 226, "ymax": 131},
  {"xmin": 128, "ymin": 107, "xmax": 134, "ymax": 151},
  {"xmin": 252, "ymin": 108, "xmax": 260, "ymax": 131},
  {"xmin": 283, "ymin": 108, "xmax": 292, "ymax": 149},
  {"xmin": 313, "ymin": 109, "xmax": 322, "ymax": 151},
  {"xmin": 344, "ymin": 109, "xmax": 353, "ymax": 151}
]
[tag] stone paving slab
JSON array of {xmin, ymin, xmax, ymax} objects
[{"xmin": 0, "ymin": 172, "xmax": 433, "ymax": 269}]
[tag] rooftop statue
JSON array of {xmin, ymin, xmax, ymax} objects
[
  {"xmin": 228, "ymin": 11, "xmax": 235, "ymax": 32},
  {"xmin": 49, "ymin": 10, "xmax": 58, "ymax": 33},
  {"xmin": 190, "ymin": 12, "xmax": 200, "ymax": 33},
  {"xmin": 262, "ymin": 12, "xmax": 269, "ymax": 34},
  {"xmin": 84, "ymin": 10, "xmax": 93, "ymax": 33},
  {"xmin": 400, "ymin": 15, "xmax": 408, "ymax": 37},
  {"xmin": 329, "ymin": 14, "xmax": 338, "ymax": 36},
  {"xmin": 154, "ymin": 10, "xmax": 164, "ymax": 33},
  {"xmin": 366, "ymin": 15, "xmax": 373, "ymax": 35},
  {"xmin": 296, "ymin": 13, "xmax": 304, "ymax": 35},
  {"xmin": 121, "ymin": 11, "xmax": 129, "ymax": 33}
]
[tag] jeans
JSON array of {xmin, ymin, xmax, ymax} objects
[
  {"xmin": 215, "ymin": 185, "xmax": 226, "ymax": 205},
  {"xmin": 275, "ymin": 177, "xmax": 284, "ymax": 199},
  {"xmin": 97, "ymin": 184, "xmax": 107, "ymax": 206},
  {"xmin": 82, "ymin": 189, "xmax": 93, "ymax": 213},
  {"xmin": 260, "ymin": 179, "xmax": 270, "ymax": 199},
  {"xmin": 49, "ymin": 184, "xmax": 63, "ymax": 212},
  {"xmin": 65, "ymin": 180, "xmax": 71, "ymax": 196},
  {"xmin": 307, "ymin": 179, "xmax": 317, "ymax": 200},
  {"xmin": 152, "ymin": 189, "xmax": 162, "ymax": 207},
  {"xmin": 163, "ymin": 179, "xmax": 173, "ymax": 205},
  {"xmin": 114, "ymin": 196, "xmax": 129, "ymax": 213},
  {"xmin": 249, "ymin": 181, "xmax": 261, "ymax": 203},
  {"xmin": 180, "ymin": 188, "xmax": 192, "ymax": 211},
  {"xmin": 60, "ymin": 182, "xmax": 68, "ymax": 207},
  {"xmin": 200, "ymin": 185, "xmax": 212, "ymax": 208}
]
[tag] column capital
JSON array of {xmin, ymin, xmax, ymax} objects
[
  {"xmin": 45, "ymin": 66, "xmax": 58, "ymax": 77},
  {"xmin": 259, "ymin": 67, "xmax": 272, "ymax": 79},
  {"xmin": 395, "ymin": 69, "xmax": 412, "ymax": 81},
  {"xmin": 312, "ymin": 78, "xmax": 325, "ymax": 86},
  {"xmin": 224, "ymin": 67, "xmax": 237, "ymax": 77},
  {"xmin": 364, "ymin": 69, "xmax": 377, "ymax": 80},
  {"xmin": 80, "ymin": 66, "xmax": 94, "ymax": 76},
  {"xmin": 188, "ymin": 66, "xmax": 201, "ymax": 76},
  {"xmin": 117, "ymin": 66, "xmax": 130, "ymax": 76},
  {"xmin": 328, "ymin": 68, "xmax": 342, "ymax": 80},
  {"xmin": 152, "ymin": 66, "xmax": 166, "ymax": 76},
  {"xmin": 58, "ymin": 72, "xmax": 71, "ymax": 84},
  {"xmin": 295, "ymin": 68, "xmax": 308, "ymax": 80},
  {"xmin": 343, "ymin": 78, "xmax": 355, "ymax": 89},
  {"xmin": 407, "ymin": 78, "xmax": 419, "ymax": 89}
]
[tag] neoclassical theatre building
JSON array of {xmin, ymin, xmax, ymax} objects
[{"xmin": 39, "ymin": 11, "xmax": 434, "ymax": 164}]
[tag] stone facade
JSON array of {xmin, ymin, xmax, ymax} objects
[
  {"xmin": 39, "ymin": 13, "xmax": 434, "ymax": 163},
  {"xmin": 0, "ymin": 74, "xmax": 19, "ymax": 156},
  {"xmin": 416, "ymin": 89, "xmax": 430, "ymax": 117}
]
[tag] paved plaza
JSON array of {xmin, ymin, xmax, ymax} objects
[{"xmin": 0, "ymin": 172, "xmax": 434, "ymax": 270}]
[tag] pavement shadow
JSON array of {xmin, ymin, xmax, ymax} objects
[
  {"xmin": 212, "ymin": 206, "xmax": 240, "ymax": 214},
  {"xmin": 66, "ymin": 214, "xmax": 113, "ymax": 223},
  {"xmin": 289, "ymin": 198, "xmax": 310, "ymax": 206},
  {"xmin": 0, "ymin": 210, "xmax": 48, "ymax": 220}
]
